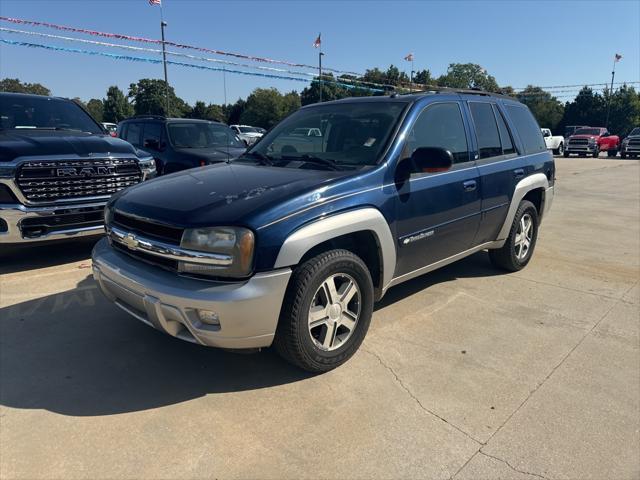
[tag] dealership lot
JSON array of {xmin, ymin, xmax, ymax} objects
[{"xmin": 1, "ymin": 158, "xmax": 638, "ymax": 479}]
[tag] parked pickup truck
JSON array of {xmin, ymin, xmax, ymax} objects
[
  {"xmin": 92, "ymin": 89, "xmax": 555, "ymax": 372},
  {"xmin": 620, "ymin": 127, "xmax": 640, "ymax": 159},
  {"xmin": 0, "ymin": 92, "xmax": 156, "ymax": 244},
  {"xmin": 564, "ymin": 127, "xmax": 620, "ymax": 158},
  {"xmin": 541, "ymin": 128, "xmax": 564, "ymax": 155}
]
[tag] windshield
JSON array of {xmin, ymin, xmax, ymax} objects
[
  {"xmin": 574, "ymin": 128, "xmax": 601, "ymax": 136},
  {"xmin": 239, "ymin": 126, "xmax": 259, "ymax": 133},
  {"xmin": 243, "ymin": 102, "xmax": 406, "ymax": 169},
  {"xmin": 168, "ymin": 122, "xmax": 245, "ymax": 149},
  {"xmin": 629, "ymin": 127, "xmax": 640, "ymax": 136},
  {"xmin": 0, "ymin": 95, "xmax": 103, "ymax": 134}
]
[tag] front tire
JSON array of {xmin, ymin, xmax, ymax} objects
[
  {"xmin": 273, "ymin": 249, "xmax": 374, "ymax": 373},
  {"xmin": 563, "ymin": 150, "xmax": 570, "ymax": 158},
  {"xmin": 489, "ymin": 200, "xmax": 539, "ymax": 272},
  {"xmin": 592, "ymin": 147, "xmax": 600, "ymax": 158}
]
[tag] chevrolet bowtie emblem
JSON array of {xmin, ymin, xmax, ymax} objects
[{"xmin": 122, "ymin": 233, "xmax": 139, "ymax": 250}]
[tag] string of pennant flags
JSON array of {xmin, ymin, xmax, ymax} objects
[
  {"xmin": 0, "ymin": 38, "xmax": 387, "ymax": 93},
  {"xmin": 0, "ymin": 16, "xmax": 634, "ymax": 98}
]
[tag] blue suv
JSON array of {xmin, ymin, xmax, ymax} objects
[{"xmin": 92, "ymin": 89, "xmax": 555, "ymax": 372}]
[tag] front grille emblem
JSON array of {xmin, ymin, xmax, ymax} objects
[{"xmin": 122, "ymin": 233, "xmax": 139, "ymax": 250}]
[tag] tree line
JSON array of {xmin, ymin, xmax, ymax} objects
[{"xmin": 1, "ymin": 62, "xmax": 638, "ymax": 137}]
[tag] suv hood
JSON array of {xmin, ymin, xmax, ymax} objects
[
  {"xmin": 0, "ymin": 130, "xmax": 136, "ymax": 162},
  {"xmin": 111, "ymin": 162, "xmax": 349, "ymax": 228}
]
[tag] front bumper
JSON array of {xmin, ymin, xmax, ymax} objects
[
  {"xmin": 566, "ymin": 144, "xmax": 597, "ymax": 154},
  {"xmin": 621, "ymin": 144, "xmax": 640, "ymax": 155},
  {"xmin": 92, "ymin": 238, "xmax": 292, "ymax": 349},
  {"xmin": 0, "ymin": 201, "xmax": 106, "ymax": 243}
]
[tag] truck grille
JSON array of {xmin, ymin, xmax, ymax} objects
[
  {"xmin": 629, "ymin": 139, "xmax": 640, "ymax": 146},
  {"xmin": 569, "ymin": 138, "xmax": 589, "ymax": 145},
  {"xmin": 17, "ymin": 158, "xmax": 142, "ymax": 202},
  {"xmin": 112, "ymin": 211, "xmax": 183, "ymax": 244}
]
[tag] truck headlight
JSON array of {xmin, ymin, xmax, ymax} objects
[{"xmin": 179, "ymin": 226, "xmax": 255, "ymax": 278}]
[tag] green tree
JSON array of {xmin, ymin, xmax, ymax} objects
[
  {"xmin": 560, "ymin": 87, "xmax": 606, "ymax": 130},
  {"xmin": 86, "ymin": 98, "xmax": 104, "ymax": 122},
  {"xmin": 189, "ymin": 101, "xmax": 225, "ymax": 122},
  {"xmin": 605, "ymin": 85, "xmax": 640, "ymax": 136},
  {"xmin": 223, "ymin": 99, "xmax": 246, "ymax": 125},
  {"xmin": 103, "ymin": 86, "xmax": 133, "ymax": 123},
  {"xmin": 437, "ymin": 63, "xmax": 500, "ymax": 92},
  {"xmin": 0, "ymin": 78, "xmax": 51, "ymax": 96},
  {"xmin": 413, "ymin": 69, "xmax": 435, "ymax": 86},
  {"xmin": 301, "ymin": 74, "xmax": 352, "ymax": 105},
  {"xmin": 517, "ymin": 86, "xmax": 564, "ymax": 131},
  {"xmin": 128, "ymin": 79, "xmax": 189, "ymax": 118},
  {"xmin": 240, "ymin": 88, "xmax": 301, "ymax": 128}
]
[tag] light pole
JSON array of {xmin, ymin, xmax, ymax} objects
[
  {"xmin": 319, "ymin": 50, "xmax": 324, "ymax": 103},
  {"xmin": 160, "ymin": 19, "xmax": 169, "ymax": 115},
  {"xmin": 605, "ymin": 54, "xmax": 622, "ymax": 129}
]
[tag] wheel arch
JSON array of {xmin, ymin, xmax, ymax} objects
[
  {"xmin": 494, "ymin": 173, "xmax": 549, "ymax": 246},
  {"xmin": 273, "ymin": 208, "xmax": 396, "ymax": 300}
]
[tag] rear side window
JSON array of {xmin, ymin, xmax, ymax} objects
[
  {"xmin": 505, "ymin": 105, "xmax": 546, "ymax": 155},
  {"xmin": 494, "ymin": 106, "xmax": 516, "ymax": 155},
  {"xmin": 406, "ymin": 102, "xmax": 469, "ymax": 164},
  {"xmin": 469, "ymin": 102, "xmax": 502, "ymax": 159},
  {"xmin": 143, "ymin": 122, "xmax": 162, "ymax": 146},
  {"xmin": 124, "ymin": 122, "xmax": 143, "ymax": 146}
]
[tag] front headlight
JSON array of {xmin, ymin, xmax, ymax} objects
[
  {"xmin": 179, "ymin": 226, "xmax": 255, "ymax": 278},
  {"xmin": 588, "ymin": 137, "xmax": 596, "ymax": 144},
  {"xmin": 622, "ymin": 139, "xmax": 629, "ymax": 146}
]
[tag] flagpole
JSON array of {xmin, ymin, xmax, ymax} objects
[
  {"xmin": 605, "ymin": 56, "xmax": 617, "ymax": 129},
  {"xmin": 160, "ymin": 2, "xmax": 169, "ymax": 115},
  {"xmin": 318, "ymin": 33, "xmax": 323, "ymax": 103}
]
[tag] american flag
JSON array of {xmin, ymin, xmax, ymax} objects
[
  {"xmin": 149, "ymin": 0, "xmax": 161, "ymax": 5},
  {"xmin": 313, "ymin": 33, "xmax": 321, "ymax": 49},
  {"xmin": 614, "ymin": 53, "xmax": 622, "ymax": 62},
  {"xmin": 404, "ymin": 53, "xmax": 414, "ymax": 62}
]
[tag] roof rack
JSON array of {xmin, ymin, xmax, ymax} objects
[
  {"xmin": 399, "ymin": 86, "xmax": 515, "ymax": 100},
  {"xmin": 130, "ymin": 114, "xmax": 166, "ymax": 120}
]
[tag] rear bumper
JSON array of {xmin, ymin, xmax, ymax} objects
[
  {"xmin": 0, "ymin": 201, "xmax": 106, "ymax": 243},
  {"xmin": 91, "ymin": 238, "xmax": 292, "ymax": 349}
]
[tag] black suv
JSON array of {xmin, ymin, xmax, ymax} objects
[{"xmin": 118, "ymin": 117, "xmax": 247, "ymax": 175}]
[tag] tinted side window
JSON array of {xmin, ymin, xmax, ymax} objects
[
  {"xmin": 125, "ymin": 122, "xmax": 143, "ymax": 146},
  {"xmin": 469, "ymin": 102, "xmax": 501, "ymax": 159},
  {"xmin": 506, "ymin": 105, "xmax": 546, "ymax": 155},
  {"xmin": 494, "ymin": 106, "xmax": 515, "ymax": 155},
  {"xmin": 406, "ymin": 102, "xmax": 469, "ymax": 164},
  {"xmin": 143, "ymin": 122, "xmax": 162, "ymax": 146}
]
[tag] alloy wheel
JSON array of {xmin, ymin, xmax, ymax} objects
[
  {"xmin": 308, "ymin": 273, "xmax": 361, "ymax": 351},
  {"xmin": 514, "ymin": 213, "xmax": 533, "ymax": 261}
]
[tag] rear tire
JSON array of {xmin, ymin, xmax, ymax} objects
[
  {"xmin": 489, "ymin": 200, "xmax": 539, "ymax": 272},
  {"xmin": 553, "ymin": 143, "xmax": 564, "ymax": 155},
  {"xmin": 607, "ymin": 149, "xmax": 617, "ymax": 157},
  {"xmin": 273, "ymin": 249, "xmax": 374, "ymax": 373}
]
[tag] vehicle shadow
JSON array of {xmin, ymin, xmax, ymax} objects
[
  {"xmin": 0, "ymin": 251, "xmax": 502, "ymax": 418},
  {"xmin": 377, "ymin": 250, "xmax": 502, "ymax": 310},
  {"xmin": 0, "ymin": 237, "xmax": 100, "ymax": 275}
]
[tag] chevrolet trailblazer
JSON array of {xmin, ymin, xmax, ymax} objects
[{"xmin": 92, "ymin": 89, "xmax": 554, "ymax": 372}]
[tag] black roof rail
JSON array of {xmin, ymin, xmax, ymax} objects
[
  {"xmin": 399, "ymin": 86, "xmax": 516, "ymax": 100},
  {"xmin": 130, "ymin": 114, "xmax": 166, "ymax": 120}
]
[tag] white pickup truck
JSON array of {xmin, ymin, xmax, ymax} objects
[{"xmin": 541, "ymin": 128, "xmax": 565, "ymax": 155}]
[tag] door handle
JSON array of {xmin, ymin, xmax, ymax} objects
[
  {"xmin": 514, "ymin": 168, "xmax": 525, "ymax": 179},
  {"xmin": 463, "ymin": 180, "xmax": 477, "ymax": 192}
]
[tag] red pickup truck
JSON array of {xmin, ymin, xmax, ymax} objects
[{"xmin": 564, "ymin": 127, "xmax": 620, "ymax": 158}]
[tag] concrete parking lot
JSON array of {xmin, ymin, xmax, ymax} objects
[{"xmin": 1, "ymin": 158, "xmax": 638, "ymax": 480}]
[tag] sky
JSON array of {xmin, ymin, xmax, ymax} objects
[{"xmin": 0, "ymin": 0, "xmax": 638, "ymax": 106}]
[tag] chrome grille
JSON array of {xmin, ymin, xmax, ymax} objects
[
  {"xmin": 629, "ymin": 139, "xmax": 640, "ymax": 146},
  {"xmin": 17, "ymin": 158, "xmax": 142, "ymax": 202}
]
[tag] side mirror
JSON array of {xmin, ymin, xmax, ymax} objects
[{"xmin": 410, "ymin": 147, "xmax": 453, "ymax": 173}]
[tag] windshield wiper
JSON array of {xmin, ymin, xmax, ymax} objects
[
  {"xmin": 241, "ymin": 151, "xmax": 274, "ymax": 166},
  {"xmin": 282, "ymin": 154, "xmax": 344, "ymax": 171}
]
